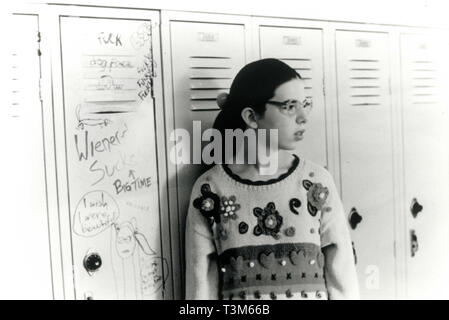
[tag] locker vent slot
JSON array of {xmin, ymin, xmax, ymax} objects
[
  {"xmin": 410, "ymin": 60, "xmax": 438, "ymax": 105},
  {"xmin": 279, "ymin": 58, "xmax": 313, "ymax": 96},
  {"xmin": 10, "ymin": 52, "xmax": 21, "ymax": 118},
  {"xmin": 189, "ymin": 56, "xmax": 233, "ymax": 110},
  {"xmin": 348, "ymin": 59, "xmax": 382, "ymax": 106}
]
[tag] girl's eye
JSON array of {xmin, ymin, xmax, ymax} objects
[{"xmin": 286, "ymin": 103, "xmax": 297, "ymax": 112}]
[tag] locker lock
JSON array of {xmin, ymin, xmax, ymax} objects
[
  {"xmin": 410, "ymin": 230, "xmax": 419, "ymax": 257},
  {"xmin": 83, "ymin": 252, "xmax": 102, "ymax": 274},
  {"xmin": 348, "ymin": 207, "xmax": 363, "ymax": 230},
  {"xmin": 410, "ymin": 198, "xmax": 423, "ymax": 218}
]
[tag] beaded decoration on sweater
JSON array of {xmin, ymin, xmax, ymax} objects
[{"xmin": 186, "ymin": 155, "xmax": 352, "ymax": 300}]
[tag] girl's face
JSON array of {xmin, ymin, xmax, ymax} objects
[{"xmin": 256, "ymin": 78, "xmax": 308, "ymax": 150}]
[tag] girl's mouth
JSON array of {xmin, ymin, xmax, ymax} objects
[{"xmin": 294, "ymin": 130, "xmax": 305, "ymax": 139}]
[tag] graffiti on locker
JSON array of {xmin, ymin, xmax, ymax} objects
[
  {"xmin": 89, "ymin": 152, "xmax": 139, "ymax": 187},
  {"xmin": 137, "ymin": 53, "xmax": 156, "ymax": 101},
  {"xmin": 73, "ymin": 122, "xmax": 141, "ymax": 186},
  {"xmin": 113, "ymin": 220, "xmax": 156, "ymax": 258},
  {"xmin": 130, "ymin": 22, "xmax": 152, "ymax": 50},
  {"xmin": 73, "ymin": 190, "xmax": 120, "ymax": 237},
  {"xmin": 111, "ymin": 219, "xmax": 168, "ymax": 298},
  {"xmin": 140, "ymin": 254, "xmax": 169, "ymax": 297},
  {"xmin": 126, "ymin": 201, "xmax": 151, "ymax": 213},
  {"xmin": 76, "ymin": 104, "xmax": 113, "ymax": 130},
  {"xmin": 87, "ymin": 58, "xmax": 134, "ymax": 73},
  {"xmin": 97, "ymin": 32, "xmax": 123, "ymax": 46},
  {"xmin": 113, "ymin": 169, "xmax": 152, "ymax": 195},
  {"xmin": 82, "ymin": 51, "xmax": 138, "ymax": 103}
]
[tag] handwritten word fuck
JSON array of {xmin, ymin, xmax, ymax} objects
[{"xmin": 97, "ymin": 32, "xmax": 123, "ymax": 46}]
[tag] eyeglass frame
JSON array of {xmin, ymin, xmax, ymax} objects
[{"xmin": 266, "ymin": 97, "xmax": 313, "ymax": 116}]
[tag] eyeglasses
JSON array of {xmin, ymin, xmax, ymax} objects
[{"xmin": 267, "ymin": 98, "xmax": 313, "ymax": 117}]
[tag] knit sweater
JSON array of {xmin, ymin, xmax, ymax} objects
[{"xmin": 185, "ymin": 155, "xmax": 357, "ymax": 300}]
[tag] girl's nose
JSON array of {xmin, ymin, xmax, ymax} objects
[{"xmin": 295, "ymin": 109, "xmax": 308, "ymax": 125}]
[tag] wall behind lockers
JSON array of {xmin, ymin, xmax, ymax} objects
[{"xmin": 4, "ymin": 3, "xmax": 449, "ymax": 300}]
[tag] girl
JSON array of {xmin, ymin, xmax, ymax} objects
[{"xmin": 185, "ymin": 58, "xmax": 359, "ymax": 300}]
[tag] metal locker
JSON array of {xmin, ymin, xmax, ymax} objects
[
  {"xmin": 165, "ymin": 19, "xmax": 249, "ymax": 297},
  {"xmin": 258, "ymin": 26, "xmax": 328, "ymax": 167},
  {"xmin": 54, "ymin": 8, "xmax": 170, "ymax": 299},
  {"xmin": 335, "ymin": 30, "xmax": 396, "ymax": 299},
  {"xmin": 400, "ymin": 33, "xmax": 449, "ymax": 299},
  {"xmin": 4, "ymin": 14, "xmax": 54, "ymax": 299}
]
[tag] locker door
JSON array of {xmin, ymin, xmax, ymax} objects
[
  {"xmin": 168, "ymin": 20, "xmax": 247, "ymax": 290},
  {"xmin": 400, "ymin": 34, "xmax": 449, "ymax": 299},
  {"xmin": 336, "ymin": 31, "xmax": 396, "ymax": 299},
  {"xmin": 58, "ymin": 11, "xmax": 168, "ymax": 299},
  {"xmin": 4, "ymin": 14, "xmax": 53, "ymax": 299},
  {"xmin": 259, "ymin": 26, "xmax": 327, "ymax": 167}
]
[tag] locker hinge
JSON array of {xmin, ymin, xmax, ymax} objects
[
  {"xmin": 322, "ymin": 78, "xmax": 326, "ymax": 97},
  {"xmin": 39, "ymin": 78, "xmax": 43, "ymax": 102},
  {"xmin": 37, "ymin": 31, "xmax": 42, "ymax": 56},
  {"xmin": 37, "ymin": 31, "xmax": 43, "ymax": 102}
]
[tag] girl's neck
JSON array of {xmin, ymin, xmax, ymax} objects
[{"xmin": 225, "ymin": 149, "xmax": 295, "ymax": 181}]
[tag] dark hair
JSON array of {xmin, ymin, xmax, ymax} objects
[
  {"xmin": 213, "ymin": 58, "xmax": 301, "ymax": 135},
  {"xmin": 210, "ymin": 58, "xmax": 301, "ymax": 163}
]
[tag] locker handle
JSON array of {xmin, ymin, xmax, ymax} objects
[
  {"xmin": 351, "ymin": 241, "xmax": 357, "ymax": 265},
  {"xmin": 410, "ymin": 198, "xmax": 423, "ymax": 218},
  {"xmin": 83, "ymin": 252, "xmax": 102, "ymax": 274},
  {"xmin": 410, "ymin": 230, "xmax": 419, "ymax": 257},
  {"xmin": 348, "ymin": 207, "xmax": 363, "ymax": 230},
  {"xmin": 84, "ymin": 291, "xmax": 94, "ymax": 300}
]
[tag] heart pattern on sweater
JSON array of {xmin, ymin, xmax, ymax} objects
[
  {"xmin": 289, "ymin": 249, "xmax": 307, "ymax": 265},
  {"xmin": 229, "ymin": 256, "xmax": 244, "ymax": 271},
  {"xmin": 259, "ymin": 252, "xmax": 275, "ymax": 269}
]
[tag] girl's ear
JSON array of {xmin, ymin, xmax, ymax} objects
[{"xmin": 241, "ymin": 107, "xmax": 258, "ymax": 129}]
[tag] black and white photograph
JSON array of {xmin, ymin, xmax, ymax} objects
[{"xmin": 1, "ymin": 0, "xmax": 448, "ymax": 302}]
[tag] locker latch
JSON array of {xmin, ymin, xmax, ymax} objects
[
  {"xmin": 410, "ymin": 198, "xmax": 423, "ymax": 218},
  {"xmin": 410, "ymin": 230, "xmax": 419, "ymax": 257},
  {"xmin": 349, "ymin": 207, "xmax": 363, "ymax": 230}
]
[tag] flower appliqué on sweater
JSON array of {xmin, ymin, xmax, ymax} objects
[
  {"xmin": 253, "ymin": 202, "xmax": 283, "ymax": 239},
  {"xmin": 302, "ymin": 180, "xmax": 329, "ymax": 217},
  {"xmin": 220, "ymin": 196, "xmax": 240, "ymax": 223},
  {"xmin": 193, "ymin": 184, "xmax": 221, "ymax": 225}
]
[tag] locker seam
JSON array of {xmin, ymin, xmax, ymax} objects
[
  {"xmin": 58, "ymin": 15, "xmax": 77, "ymax": 300},
  {"xmin": 49, "ymin": 27, "xmax": 66, "ymax": 300},
  {"xmin": 398, "ymin": 33, "xmax": 409, "ymax": 298},
  {"xmin": 149, "ymin": 14, "xmax": 168, "ymax": 300},
  {"xmin": 157, "ymin": 12, "xmax": 176, "ymax": 301},
  {"xmin": 385, "ymin": 34, "xmax": 398, "ymax": 299},
  {"xmin": 37, "ymin": 15, "xmax": 56, "ymax": 300},
  {"xmin": 320, "ymin": 30, "xmax": 330, "ymax": 171},
  {"xmin": 168, "ymin": 19, "xmax": 185, "ymax": 299}
]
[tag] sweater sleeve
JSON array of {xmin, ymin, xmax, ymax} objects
[
  {"xmin": 319, "ymin": 170, "xmax": 360, "ymax": 299},
  {"xmin": 185, "ymin": 179, "xmax": 219, "ymax": 300}
]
